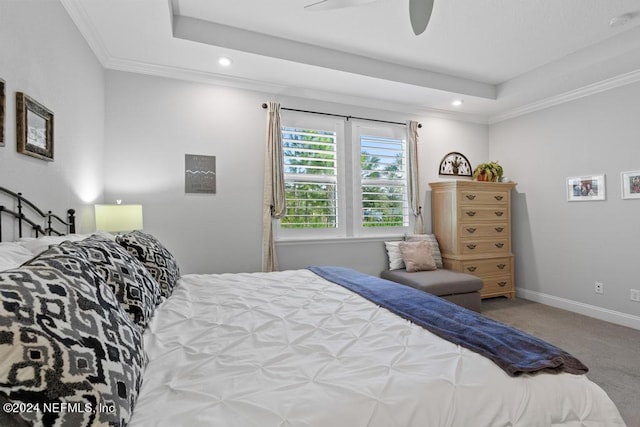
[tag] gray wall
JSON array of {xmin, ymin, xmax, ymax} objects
[
  {"xmin": 104, "ymin": 70, "xmax": 489, "ymax": 275},
  {"xmin": 104, "ymin": 72, "xmax": 265, "ymax": 274},
  {"xmin": 0, "ymin": 1, "xmax": 105, "ymax": 233},
  {"xmin": 490, "ymin": 81, "xmax": 640, "ymax": 325}
]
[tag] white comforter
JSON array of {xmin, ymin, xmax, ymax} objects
[{"xmin": 130, "ymin": 269, "xmax": 624, "ymax": 426}]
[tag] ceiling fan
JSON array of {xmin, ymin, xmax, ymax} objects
[{"xmin": 304, "ymin": 0, "xmax": 434, "ymax": 35}]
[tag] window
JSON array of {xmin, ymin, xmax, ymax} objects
[{"xmin": 278, "ymin": 113, "xmax": 409, "ymax": 239}]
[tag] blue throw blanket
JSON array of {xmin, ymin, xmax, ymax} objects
[{"xmin": 308, "ymin": 266, "xmax": 588, "ymax": 377}]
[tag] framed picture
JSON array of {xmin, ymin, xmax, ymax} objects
[
  {"xmin": 16, "ymin": 92, "xmax": 54, "ymax": 161},
  {"xmin": 566, "ymin": 174, "xmax": 606, "ymax": 201},
  {"xmin": 0, "ymin": 78, "xmax": 5, "ymax": 147},
  {"xmin": 185, "ymin": 154, "xmax": 216, "ymax": 194},
  {"xmin": 621, "ymin": 170, "xmax": 640, "ymax": 200}
]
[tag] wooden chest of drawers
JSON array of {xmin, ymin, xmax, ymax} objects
[{"xmin": 429, "ymin": 181, "xmax": 517, "ymax": 299}]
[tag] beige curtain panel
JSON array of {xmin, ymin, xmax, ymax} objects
[
  {"xmin": 407, "ymin": 120, "xmax": 423, "ymax": 234},
  {"xmin": 262, "ymin": 102, "xmax": 287, "ymax": 272}
]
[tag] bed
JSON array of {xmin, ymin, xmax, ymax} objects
[{"xmin": 0, "ymin": 188, "xmax": 626, "ymax": 426}]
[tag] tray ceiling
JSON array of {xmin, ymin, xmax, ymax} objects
[{"xmin": 62, "ymin": 0, "xmax": 640, "ymax": 122}]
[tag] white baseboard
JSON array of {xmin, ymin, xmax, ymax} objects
[{"xmin": 516, "ymin": 289, "xmax": 640, "ymax": 331}]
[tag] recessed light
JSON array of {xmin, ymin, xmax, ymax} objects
[
  {"xmin": 452, "ymin": 99, "xmax": 464, "ymax": 107},
  {"xmin": 218, "ymin": 57, "xmax": 232, "ymax": 67}
]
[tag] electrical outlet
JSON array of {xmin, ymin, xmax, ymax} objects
[
  {"xmin": 631, "ymin": 289, "xmax": 640, "ymax": 302},
  {"xmin": 594, "ymin": 282, "xmax": 604, "ymax": 294}
]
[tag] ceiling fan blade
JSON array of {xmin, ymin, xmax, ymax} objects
[
  {"xmin": 409, "ymin": 0, "xmax": 434, "ymax": 35},
  {"xmin": 305, "ymin": 0, "xmax": 380, "ymax": 11}
]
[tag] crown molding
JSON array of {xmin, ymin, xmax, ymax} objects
[
  {"xmin": 104, "ymin": 57, "xmax": 289, "ymax": 94},
  {"xmin": 489, "ymin": 68, "xmax": 640, "ymax": 124},
  {"xmin": 60, "ymin": 0, "xmax": 110, "ymax": 65}
]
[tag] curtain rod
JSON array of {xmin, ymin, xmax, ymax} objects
[{"xmin": 261, "ymin": 103, "xmax": 422, "ymax": 128}]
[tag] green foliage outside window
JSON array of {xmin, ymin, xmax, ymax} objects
[{"xmin": 361, "ymin": 150, "xmax": 406, "ymax": 227}]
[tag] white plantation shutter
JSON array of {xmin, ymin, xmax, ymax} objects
[
  {"xmin": 281, "ymin": 127, "xmax": 338, "ymax": 229},
  {"xmin": 360, "ymin": 134, "xmax": 408, "ymax": 227}
]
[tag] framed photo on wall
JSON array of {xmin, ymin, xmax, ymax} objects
[
  {"xmin": 16, "ymin": 92, "xmax": 54, "ymax": 161},
  {"xmin": 0, "ymin": 78, "xmax": 5, "ymax": 147},
  {"xmin": 621, "ymin": 170, "xmax": 640, "ymax": 200},
  {"xmin": 566, "ymin": 174, "xmax": 606, "ymax": 201}
]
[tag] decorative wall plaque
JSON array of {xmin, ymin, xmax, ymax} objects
[
  {"xmin": 439, "ymin": 151, "xmax": 472, "ymax": 177},
  {"xmin": 185, "ymin": 154, "xmax": 216, "ymax": 194}
]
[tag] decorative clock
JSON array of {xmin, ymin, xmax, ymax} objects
[{"xmin": 439, "ymin": 152, "xmax": 472, "ymax": 177}]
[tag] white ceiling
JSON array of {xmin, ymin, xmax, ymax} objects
[{"xmin": 62, "ymin": 0, "xmax": 640, "ymax": 123}]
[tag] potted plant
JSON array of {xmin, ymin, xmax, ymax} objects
[{"xmin": 472, "ymin": 161, "xmax": 503, "ymax": 182}]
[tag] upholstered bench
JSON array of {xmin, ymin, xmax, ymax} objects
[
  {"xmin": 381, "ymin": 268, "xmax": 483, "ymax": 312},
  {"xmin": 382, "ymin": 235, "xmax": 484, "ymax": 312}
]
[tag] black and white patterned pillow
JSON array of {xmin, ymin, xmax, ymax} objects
[
  {"xmin": 64, "ymin": 236, "xmax": 162, "ymax": 330},
  {"xmin": 116, "ymin": 231, "xmax": 180, "ymax": 299},
  {"xmin": 0, "ymin": 249, "xmax": 146, "ymax": 426}
]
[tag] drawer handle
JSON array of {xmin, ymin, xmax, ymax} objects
[
  {"xmin": 495, "ymin": 227, "xmax": 504, "ymax": 232},
  {"xmin": 466, "ymin": 244, "xmax": 477, "ymax": 250},
  {"xmin": 494, "ymin": 211, "xmax": 504, "ymax": 217},
  {"xmin": 466, "ymin": 266, "xmax": 477, "ymax": 272},
  {"xmin": 497, "ymin": 263, "xmax": 506, "ymax": 270},
  {"xmin": 466, "ymin": 211, "xmax": 477, "ymax": 217},
  {"xmin": 495, "ymin": 243, "xmax": 505, "ymax": 248},
  {"xmin": 494, "ymin": 195, "xmax": 504, "ymax": 201},
  {"xmin": 465, "ymin": 227, "xmax": 477, "ymax": 233},
  {"xmin": 497, "ymin": 281, "xmax": 507, "ymax": 287},
  {"xmin": 465, "ymin": 194, "xmax": 476, "ymax": 200}
]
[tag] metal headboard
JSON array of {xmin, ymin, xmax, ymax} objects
[{"xmin": 0, "ymin": 186, "xmax": 76, "ymax": 241}]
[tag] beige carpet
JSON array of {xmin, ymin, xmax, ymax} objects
[{"xmin": 481, "ymin": 297, "xmax": 640, "ymax": 427}]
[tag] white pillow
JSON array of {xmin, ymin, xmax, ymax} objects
[
  {"xmin": 0, "ymin": 242, "xmax": 35, "ymax": 271},
  {"xmin": 92, "ymin": 231, "xmax": 117, "ymax": 241},
  {"xmin": 17, "ymin": 233, "xmax": 92, "ymax": 255},
  {"xmin": 384, "ymin": 241, "xmax": 404, "ymax": 270}
]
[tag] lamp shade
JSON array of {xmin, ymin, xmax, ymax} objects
[{"xmin": 95, "ymin": 204, "xmax": 143, "ymax": 233}]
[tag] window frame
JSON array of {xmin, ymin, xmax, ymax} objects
[
  {"xmin": 276, "ymin": 113, "xmax": 411, "ymax": 241},
  {"xmin": 276, "ymin": 112, "xmax": 346, "ymax": 240},
  {"xmin": 351, "ymin": 121, "xmax": 410, "ymax": 237}
]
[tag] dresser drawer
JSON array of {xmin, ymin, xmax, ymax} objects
[
  {"xmin": 460, "ymin": 239, "xmax": 510, "ymax": 255},
  {"xmin": 461, "ymin": 257, "xmax": 512, "ymax": 276},
  {"xmin": 459, "ymin": 223, "xmax": 510, "ymax": 238},
  {"xmin": 481, "ymin": 276, "xmax": 514, "ymax": 297},
  {"xmin": 459, "ymin": 206, "xmax": 509, "ymax": 222},
  {"xmin": 459, "ymin": 190, "xmax": 509, "ymax": 205}
]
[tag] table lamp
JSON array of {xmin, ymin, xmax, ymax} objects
[{"xmin": 94, "ymin": 202, "xmax": 143, "ymax": 233}]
